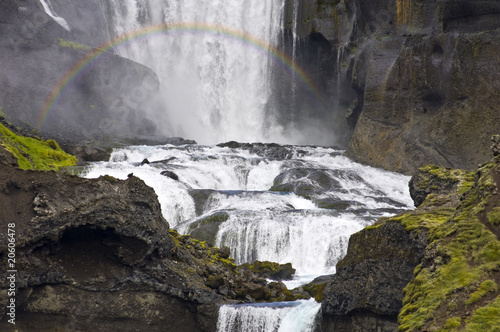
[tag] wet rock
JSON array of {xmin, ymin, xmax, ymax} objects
[
  {"xmin": 188, "ymin": 189, "xmax": 218, "ymax": 216},
  {"xmin": 186, "ymin": 212, "xmax": 230, "ymax": 246},
  {"xmin": 320, "ymin": 221, "xmax": 429, "ymax": 332},
  {"xmin": 161, "ymin": 170, "xmax": 179, "ymax": 181},
  {"xmin": 270, "ymin": 168, "xmax": 343, "ymax": 196},
  {"xmin": 163, "ymin": 137, "xmax": 197, "ymax": 146},
  {"xmin": 238, "ymin": 261, "xmax": 296, "ymax": 281},
  {"xmin": 217, "ymin": 141, "xmax": 311, "ymax": 160},
  {"xmin": 67, "ymin": 144, "xmax": 112, "ymax": 162},
  {"xmin": 314, "ymin": 198, "xmax": 353, "ymax": 210}
]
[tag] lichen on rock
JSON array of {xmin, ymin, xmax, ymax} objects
[{"xmin": 319, "ymin": 148, "xmax": 500, "ymax": 331}]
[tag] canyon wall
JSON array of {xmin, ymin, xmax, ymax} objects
[{"xmin": 290, "ymin": 0, "xmax": 500, "ymax": 174}]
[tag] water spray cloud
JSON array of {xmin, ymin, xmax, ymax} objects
[{"xmin": 36, "ymin": 22, "xmax": 322, "ymax": 130}]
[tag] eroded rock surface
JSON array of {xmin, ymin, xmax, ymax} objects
[{"xmin": 0, "ymin": 158, "xmax": 303, "ymax": 331}]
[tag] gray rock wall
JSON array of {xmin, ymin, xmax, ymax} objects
[
  {"xmin": 296, "ymin": 0, "xmax": 500, "ymax": 174},
  {"xmin": 0, "ymin": 0, "xmax": 159, "ymax": 144}
]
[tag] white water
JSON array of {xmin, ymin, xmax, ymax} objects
[
  {"xmin": 106, "ymin": 0, "xmax": 289, "ymax": 144},
  {"xmin": 217, "ymin": 299, "xmax": 321, "ymax": 332},
  {"xmin": 39, "ymin": 0, "xmax": 71, "ymax": 31},
  {"xmin": 83, "ymin": 143, "xmax": 412, "ymax": 279},
  {"xmin": 87, "ymin": 2, "xmax": 414, "ymax": 330},
  {"xmin": 83, "ymin": 144, "xmax": 412, "ymax": 330}
]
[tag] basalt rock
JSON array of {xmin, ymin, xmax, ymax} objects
[
  {"xmin": 319, "ymin": 221, "xmax": 429, "ymax": 332},
  {"xmin": 0, "ymin": 150, "xmax": 305, "ymax": 331},
  {"xmin": 319, "ymin": 148, "xmax": 500, "ymax": 331},
  {"xmin": 292, "ymin": 0, "xmax": 500, "ymax": 174}
]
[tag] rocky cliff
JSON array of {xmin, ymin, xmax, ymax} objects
[
  {"xmin": 289, "ymin": 0, "xmax": 500, "ymax": 174},
  {"xmin": 0, "ymin": 126, "xmax": 307, "ymax": 331},
  {"xmin": 0, "ymin": 0, "xmax": 159, "ymax": 144},
  {"xmin": 319, "ymin": 139, "xmax": 500, "ymax": 331}
]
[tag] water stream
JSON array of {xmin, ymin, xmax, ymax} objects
[
  {"xmin": 83, "ymin": 143, "xmax": 412, "ymax": 331},
  {"xmin": 78, "ymin": 1, "xmax": 415, "ymax": 330}
]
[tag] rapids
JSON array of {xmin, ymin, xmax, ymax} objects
[{"xmin": 83, "ymin": 142, "xmax": 412, "ymax": 331}]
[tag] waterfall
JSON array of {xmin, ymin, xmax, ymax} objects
[
  {"xmin": 83, "ymin": 143, "xmax": 413, "ymax": 330},
  {"xmin": 84, "ymin": 2, "xmax": 415, "ymax": 329},
  {"xmin": 105, "ymin": 0, "xmax": 289, "ymax": 144},
  {"xmin": 39, "ymin": 0, "xmax": 71, "ymax": 31},
  {"xmin": 217, "ymin": 300, "xmax": 320, "ymax": 332}
]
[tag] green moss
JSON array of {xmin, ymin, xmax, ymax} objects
[
  {"xmin": 0, "ymin": 122, "xmax": 77, "ymax": 171},
  {"xmin": 465, "ymin": 295, "xmax": 500, "ymax": 331},
  {"xmin": 466, "ymin": 280, "xmax": 498, "ymax": 306},
  {"xmin": 303, "ymin": 282, "xmax": 328, "ymax": 302},
  {"xmin": 58, "ymin": 38, "xmax": 90, "ymax": 51},
  {"xmin": 390, "ymin": 207, "xmax": 455, "ymax": 237},
  {"xmin": 487, "ymin": 207, "xmax": 500, "ymax": 226},
  {"xmin": 398, "ymin": 159, "xmax": 500, "ymax": 332},
  {"xmin": 102, "ymin": 174, "xmax": 118, "ymax": 183},
  {"xmin": 0, "ymin": 106, "xmax": 5, "ymax": 118},
  {"xmin": 443, "ymin": 316, "xmax": 462, "ymax": 329}
]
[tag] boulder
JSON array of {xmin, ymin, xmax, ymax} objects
[{"xmin": 320, "ymin": 221, "xmax": 429, "ymax": 331}]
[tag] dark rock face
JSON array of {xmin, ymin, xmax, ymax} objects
[
  {"xmin": 0, "ymin": 164, "xmax": 218, "ymax": 331},
  {"xmin": 320, "ymin": 221, "xmax": 429, "ymax": 332},
  {"xmin": 0, "ymin": 0, "xmax": 159, "ymax": 144},
  {"xmin": 297, "ymin": 0, "xmax": 500, "ymax": 174},
  {"xmin": 0, "ymin": 153, "xmax": 308, "ymax": 330}
]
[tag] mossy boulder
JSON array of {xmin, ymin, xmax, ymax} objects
[
  {"xmin": 239, "ymin": 261, "xmax": 296, "ymax": 281},
  {"xmin": 320, "ymin": 153, "xmax": 500, "ymax": 331},
  {"xmin": 409, "ymin": 164, "xmax": 475, "ymax": 207},
  {"xmin": 186, "ymin": 212, "xmax": 230, "ymax": 246},
  {"xmin": 303, "ymin": 274, "xmax": 335, "ymax": 302},
  {"xmin": 0, "ymin": 121, "xmax": 77, "ymax": 171}
]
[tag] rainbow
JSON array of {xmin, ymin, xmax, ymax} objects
[{"xmin": 36, "ymin": 22, "xmax": 322, "ymax": 129}]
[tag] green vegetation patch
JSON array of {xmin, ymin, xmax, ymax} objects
[
  {"xmin": 466, "ymin": 295, "xmax": 500, "ymax": 332},
  {"xmin": 0, "ymin": 122, "xmax": 77, "ymax": 170},
  {"xmin": 398, "ymin": 160, "xmax": 500, "ymax": 331},
  {"xmin": 58, "ymin": 38, "xmax": 90, "ymax": 51},
  {"xmin": 488, "ymin": 207, "xmax": 500, "ymax": 226}
]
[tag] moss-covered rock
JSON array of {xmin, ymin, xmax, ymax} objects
[
  {"xmin": 239, "ymin": 261, "xmax": 296, "ymax": 281},
  {"xmin": 0, "ymin": 121, "xmax": 77, "ymax": 170},
  {"xmin": 409, "ymin": 164, "xmax": 475, "ymax": 207},
  {"xmin": 320, "ymin": 153, "xmax": 500, "ymax": 331},
  {"xmin": 399, "ymin": 155, "xmax": 500, "ymax": 332}
]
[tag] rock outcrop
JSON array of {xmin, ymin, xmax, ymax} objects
[
  {"xmin": 318, "ymin": 139, "xmax": 500, "ymax": 331},
  {"xmin": 0, "ymin": 0, "xmax": 159, "ymax": 144},
  {"xmin": 289, "ymin": 0, "xmax": 500, "ymax": 174},
  {"xmin": 320, "ymin": 219, "xmax": 429, "ymax": 331},
  {"xmin": 0, "ymin": 143, "xmax": 305, "ymax": 331}
]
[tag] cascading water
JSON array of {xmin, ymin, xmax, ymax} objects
[
  {"xmin": 82, "ymin": 143, "xmax": 413, "ymax": 331},
  {"xmin": 81, "ymin": 1, "xmax": 415, "ymax": 330},
  {"xmin": 105, "ymin": 0, "xmax": 290, "ymax": 144},
  {"xmin": 217, "ymin": 300, "xmax": 321, "ymax": 332},
  {"xmin": 39, "ymin": 0, "xmax": 71, "ymax": 31}
]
